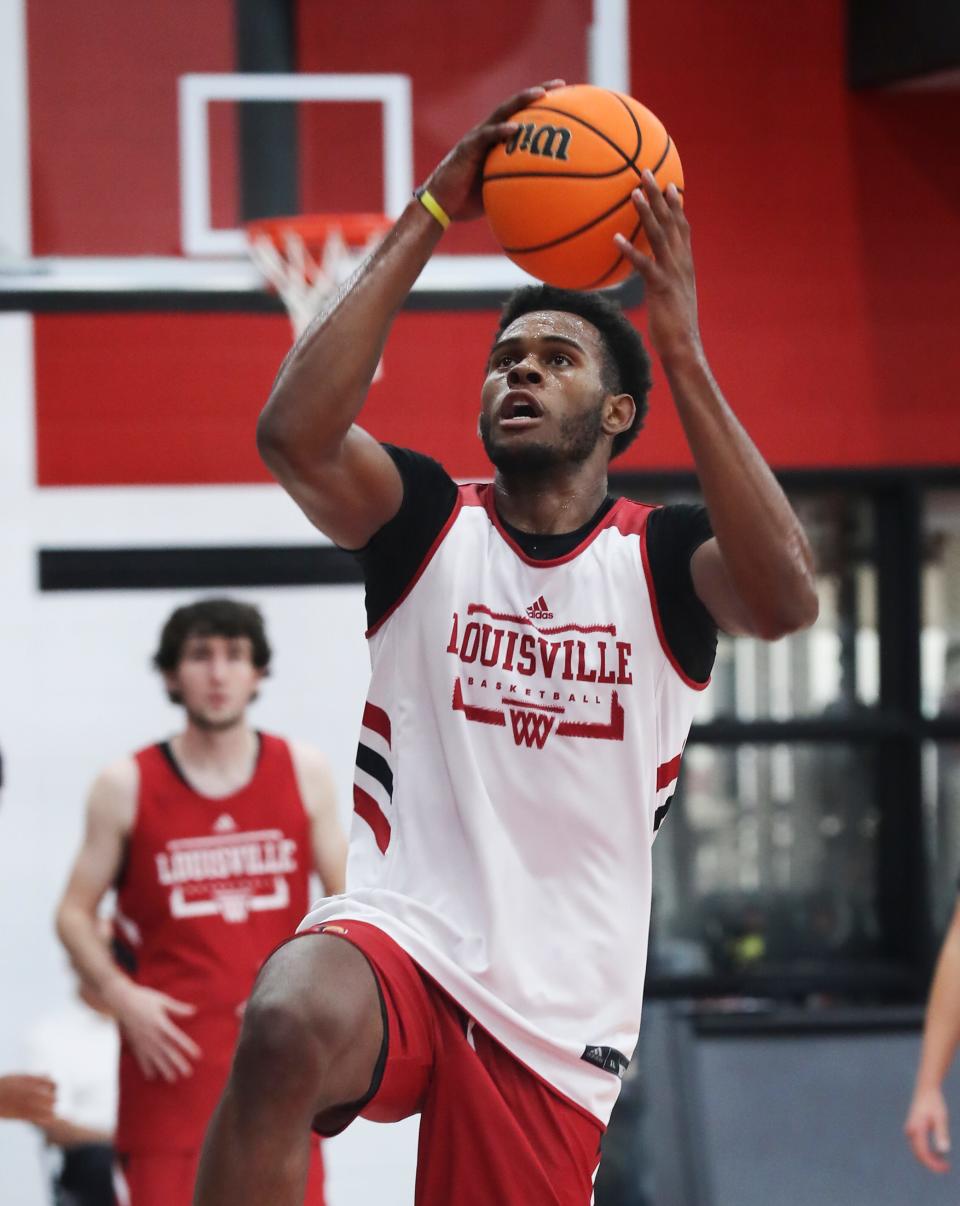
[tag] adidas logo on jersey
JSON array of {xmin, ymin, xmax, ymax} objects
[
  {"xmin": 581, "ymin": 1043, "xmax": 630, "ymax": 1079},
  {"xmin": 526, "ymin": 594, "xmax": 553, "ymax": 620},
  {"xmin": 213, "ymin": 813, "xmax": 237, "ymax": 833}
]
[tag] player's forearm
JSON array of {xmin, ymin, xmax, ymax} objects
[
  {"xmin": 55, "ymin": 903, "xmax": 129, "ymax": 1000},
  {"xmin": 916, "ymin": 929, "xmax": 960, "ymax": 1091},
  {"xmin": 257, "ymin": 199, "xmax": 444, "ymax": 472},
  {"xmin": 663, "ymin": 346, "xmax": 818, "ymax": 638}
]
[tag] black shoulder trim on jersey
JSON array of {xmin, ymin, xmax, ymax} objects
[
  {"xmin": 353, "ymin": 446, "xmax": 459, "ymax": 633},
  {"xmin": 644, "ymin": 504, "xmax": 718, "ymax": 685}
]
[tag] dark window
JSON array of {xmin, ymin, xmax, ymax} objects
[{"xmin": 611, "ymin": 469, "xmax": 960, "ymax": 1000}]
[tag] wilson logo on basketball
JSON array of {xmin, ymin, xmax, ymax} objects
[
  {"xmin": 526, "ymin": 595, "xmax": 553, "ymax": 620},
  {"xmin": 503, "ymin": 122, "xmax": 572, "ymax": 161}
]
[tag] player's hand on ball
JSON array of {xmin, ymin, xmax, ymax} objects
[
  {"xmin": 905, "ymin": 1085, "xmax": 951, "ymax": 1173},
  {"xmin": 424, "ymin": 81, "xmax": 566, "ymax": 222},
  {"xmin": 615, "ymin": 169, "xmax": 702, "ymax": 363},
  {"xmin": 108, "ymin": 979, "xmax": 201, "ymax": 1083}
]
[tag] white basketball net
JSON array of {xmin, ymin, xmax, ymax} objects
[{"xmin": 247, "ymin": 223, "xmax": 385, "ymax": 341}]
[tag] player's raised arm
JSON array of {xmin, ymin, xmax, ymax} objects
[
  {"xmin": 616, "ymin": 173, "xmax": 818, "ymax": 640},
  {"xmin": 256, "ymin": 82, "xmax": 565, "ymax": 550}
]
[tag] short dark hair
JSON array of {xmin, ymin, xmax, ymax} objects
[
  {"xmin": 495, "ymin": 285, "xmax": 652, "ymax": 458},
  {"xmin": 153, "ymin": 598, "xmax": 272, "ymax": 677}
]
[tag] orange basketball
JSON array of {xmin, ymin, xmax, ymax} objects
[{"xmin": 482, "ymin": 84, "xmax": 683, "ymax": 290}]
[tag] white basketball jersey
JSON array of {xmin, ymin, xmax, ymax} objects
[{"xmin": 301, "ymin": 483, "xmax": 707, "ymax": 1124}]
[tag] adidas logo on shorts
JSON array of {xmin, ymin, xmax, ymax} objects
[{"xmin": 526, "ymin": 594, "xmax": 553, "ymax": 620}]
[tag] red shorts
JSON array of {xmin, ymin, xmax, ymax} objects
[
  {"xmin": 307, "ymin": 920, "xmax": 603, "ymax": 1206},
  {"xmin": 114, "ymin": 1137, "xmax": 325, "ymax": 1206}
]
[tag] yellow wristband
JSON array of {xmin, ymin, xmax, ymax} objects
[{"xmin": 414, "ymin": 187, "xmax": 451, "ymax": 230}]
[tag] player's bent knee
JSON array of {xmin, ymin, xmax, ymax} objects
[
  {"xmin": 232, "ymin": 995, "xmax": 325, "ymax": 1100},
  {"xmin": 234, "ymin": 935, "xmax": 382, "ymax": 1107}
]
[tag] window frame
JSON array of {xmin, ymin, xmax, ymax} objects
[{"xmin": 611, "ymin": 465, "xmax": 960, "ymax": 1000}]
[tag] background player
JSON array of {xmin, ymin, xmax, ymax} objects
[
  {"xmin": 56, "ymin": 598, "xmax": 345, "ymax": 1206},
  {"xmin": 194, "ymin": 82, "xmax": 818, "ymax": 1205}
]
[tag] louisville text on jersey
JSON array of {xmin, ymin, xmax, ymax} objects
[
  {"xmin": 155, "ymin": 827, "xmax": 301, "ymax": 923},
  {"xmin": 445, "ymin": 609, "xmax": 632, "ymax": 684},
  {"xmin": 447, "ymin": 602, "xmax": 631, "ymax": 748}
]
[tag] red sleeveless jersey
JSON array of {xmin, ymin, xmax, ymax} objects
[{"xmin": 115, "ymin": 732, "xmax": 313, "ymax": 1153}]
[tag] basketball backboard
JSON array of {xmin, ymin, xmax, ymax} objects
[{"xmin": 0, "ymin": 0, "xmax": 634, "ymax": 312}]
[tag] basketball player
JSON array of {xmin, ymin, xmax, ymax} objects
[
  {"xmin": 194, "ymin": 83, "xmax": 819, "ymax": 1205},
  {"xmin": 56, "ymin": 598, "xmax": 345, "ymax": 1206},
  {"xmin": 905, "ymin": 897, "xmax": 960, "ymax": 1172}
]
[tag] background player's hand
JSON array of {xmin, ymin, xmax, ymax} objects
[
  {"xmin": 905, "ymin": 1085, "xmax": 951, "ymax": 1172},
  {"xmin": 424, "ymin": 81, "xmax": 566, "ymax": 222},
  {"xmin": 615, "ymin": 170, "xmax": 702, "ymax": 364},
  {"xmin": 0, "ymin": 1074, "xmax": 57, "ymax": 1125},
  {"xmin": 108, "ymin": 979, "xmax": 201, "ymax": 1082}
]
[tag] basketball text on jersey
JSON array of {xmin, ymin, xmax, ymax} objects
[
  {"xmin": 154, "ymin": 827, "xmax": 299, "ymax": 923},
  {"xmin": 446, "ymin": 602, "xmax": 630, "ymax": 748}
]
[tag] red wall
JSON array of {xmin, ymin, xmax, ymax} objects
[
  {"xmin": 294, "ymin": 0, "xmax": 590, "ymax": 258},
  {"xmin": 28, "ymin": 0, "xmax": 237, "ymax": 254},
  {"xmin": 623, "ymin": 0, "xmax": 960, "ymax": 472},
  {"xmin": 28, "ymin": 0, "xmax": 960, "ymax": 483}
]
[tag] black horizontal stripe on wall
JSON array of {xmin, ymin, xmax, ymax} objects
[
  {"xmin": 355, "ymin": 742, "xmax": 394, "ymax": 799},
  {"xmin": 0, "ymin": 274, "xmax": 644, "ymax": 316},
  {"xmin": 38, "ymin": 545, "xmax": 364, "ymax": 592}
]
